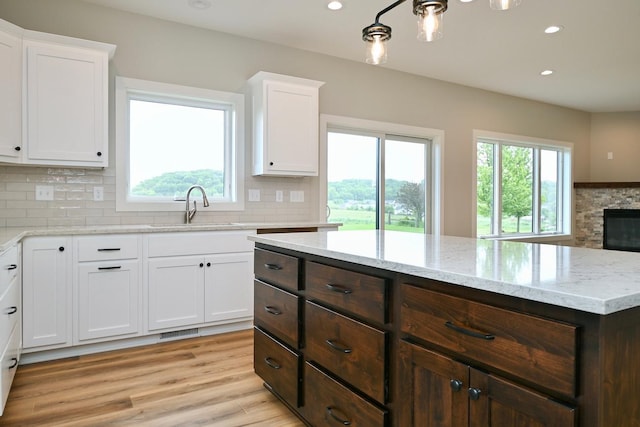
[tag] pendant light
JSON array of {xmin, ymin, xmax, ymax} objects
[{"xmin": 362, "ymin": 0, "xmax": 522, "ymax": 65}]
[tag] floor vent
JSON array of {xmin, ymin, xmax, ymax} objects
[{"xmin": 160, "ymin": 328, "xmax": 200, "ymax": 341}]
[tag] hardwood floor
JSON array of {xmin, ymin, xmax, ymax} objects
[{"xmin": 2, "ymin": 330, "xmax": 304, "ymax": 426}]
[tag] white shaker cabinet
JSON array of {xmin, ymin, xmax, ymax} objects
[
  {"xmin": 0, "ymin": 243, "xmax": 21, "ymax": 415},
  {"xmin": 22, "ymin": 237, "xmax": 72, "ymax": 350},
  {"xmin": 75, "ymin": 235, "xmax": 142, "ymax": 342},
  {"xmin": 204, "ymin": 252, "xmax": 253, "ymax": 323},
  {"xmin": 23, "ymin": 34, "xmax": 114, "ymax": 167},
  {"xmin": 0, "ymin": 19, "xmax": 22, "ymax": 162},
  {"xmin": 249, "ymin": 71, "xmax": 324, "ymax": 176}
]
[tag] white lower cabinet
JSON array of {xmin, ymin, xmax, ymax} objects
[
  {"xmin": 204, "ymin": 252, "xmax": 253, "ymax": 323},
  {"xmin": 0, "ymin": 243, "xmax": 21, "ymax": 415},
  {"xmin": 22, "ymin": 237, "xmax": 72, "ymax": 350},
  {"xmin": 76, "ymin": 260, "xmax": 140, "ymax": 341}
]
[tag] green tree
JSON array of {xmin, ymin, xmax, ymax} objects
[
  {"xmin": 132, "ymin": 169, "xmax": 224, "ymax": 198},
  {"xmin": 396, "ymin": 182, "xmax": 425, "ymax": 228},
  {"xmin": 477, "ymin": 144, "xmax": 533, "ymax": 233}
]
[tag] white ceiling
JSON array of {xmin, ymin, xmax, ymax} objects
[{"xmin": 81, "ymin": 0, "xmax": 640, "ymax": 113}]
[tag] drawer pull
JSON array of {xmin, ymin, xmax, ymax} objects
[
  {"xmin": 468, "ymin": 387, "xmax": 482, "ymax": 401},
  {"xmin": 5, "ymin": 306, "xmax": 17, "ymax": 315},
  {"xmin": 97, "ymin": 248, "xmax": 121, "ymax": 252},
  {"xmin": 326, "ymin": 339, "xmax": 352, "ymax": 354},
  {"xmin": 6, "ymin": 264, "xmax": 17, "ymax": 270},
  {"xmin": 445, "ymin": 321, "xmax": 495, "ymax": 340},
  {"xmin": 264, "ymin": 357, "xmax": 282, "ymax": 370},
  {"xmin": 450, "ymin": 379, "xmax": 464, "ymax": 392},
  {"xmin": 326, "ymin": 283, "xmax": 353, "ymax": 294},
  {"xmin": 326, "ymin": 406, "xmax": 352, "ymax": 426},
  {"xmin": 98, "ymin": 266, "xmax": 122, "ymax": 270},
  {"xmin": 264, "ymin": 263, "xmax": 283, "ymax": 271},
  {"xmin": 8, "ymin": 358, "xmax": 18, "ymax": 369},
  {"xmin": 264, "ymin": 306, "xmax": 282, "ymax": 316}
]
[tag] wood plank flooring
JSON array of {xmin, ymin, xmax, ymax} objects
[{"xmin": 1, "ymin": 330, "xmax": 304, "ymax": 426}]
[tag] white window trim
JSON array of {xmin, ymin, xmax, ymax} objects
[
  {"xmin": 115, "ymin": 76, "xmax": 245, "ymax": 212},
  {"xmin": 471, "ymin": 129, "xmax": 573, "ymax": 242},
  {"xmin": 319, "ymin": 114, "xmax": 444, "ymax": 236}
]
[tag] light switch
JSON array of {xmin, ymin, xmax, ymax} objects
[
  {"xmin": 35, "ymin": 185, "xmax": 54, "ymax": 201},
  {"xmin": 93, "ymin": 186, "xmax": 104, "ymax": 201},
  {"xmin": 248, "ymin": 189, "xmax": 261, "ymax": 202},
  {"xmin": 290, "ymin": 191, "xmax": 304, "ymax": 203},
  {"xmin": 276, "ymin": 190, "xmax": 283, "ymax": 202}
]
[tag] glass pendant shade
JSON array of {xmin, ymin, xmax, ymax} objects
[
  {"xmin": 489, "ymin": 0, "xmax": 522, "ymax": 10},
  {"xmin": 417, "ymin": 5, "xmax": 444, "ymax": 42},
  {"xmin": 366, "ymin": 35, "xmax": 389, "ymax": 64}
]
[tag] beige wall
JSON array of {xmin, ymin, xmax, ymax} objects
[
  {"xmin": 589, "ymin": 112, "xmax": 640, "ymax": 182},
  {"xmin": 0, "ymin": 0, "xmax": 594, "ymax": 236}
]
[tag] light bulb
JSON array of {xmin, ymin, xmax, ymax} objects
[
  {"xmin": 366, "ymin": 35, "xmax": 388, "ymax": 65},
  {"xmin": 417, "ymin": 5, "xmax": 443, "ymax": 42}
]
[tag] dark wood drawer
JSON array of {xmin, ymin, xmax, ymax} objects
[
  {"xmin": 305, "ymin": 261, "xmax": 387, "ymax": 325},
  {"xmin": 254, "ymin": 280, "xmax": 300, "ymax": 348},
  {"xmin": 254, "ymin": 248, "xmax": 300, "ymax": 291},
  {"xmin": 254, "ymin": 328, "xmax": 301, "ymax": 408},
  {"xmin": 400, "ymin": 284, "xmax": 578, "ymax": 397},
  {"xmin": 304, "ymin": 362, "xmax": 388, "ymax": 427},
  {"xmin": 305, "ymin": 301, "xmax": 387, "ymax": 404}
]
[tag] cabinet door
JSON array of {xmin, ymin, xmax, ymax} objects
[
  {"xmin": 0, "ymin": 23, "xmax": 22, "ymax": 161},
  {"xmin": 397, "ymin": 340, "xmax": 469, "ymax": 427},
  {"xmin": 469, "ymin": 368, "xmax": 576, "ymax": 427},
  {"xmin": 22, "ymin": 237, "xmax": 72, "ymax": 349},
  {"xmin": 76, "ymin": 259, "xmax": 140, "ymax": 341},
  {"xmin": 204, "ymin": 252, "xmax": 253, "ymax": 323},
  {"xmin": 24, "ymin": 40, "xmax": 107, "ymax": 166},
  {"xmin": 148, "ymin": 256, "xmax": 204, "ymax": 331}
]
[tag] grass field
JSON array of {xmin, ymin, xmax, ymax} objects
[{"xmin": 329, "ymin": 208, "xmax": 424, "ymax": 233}]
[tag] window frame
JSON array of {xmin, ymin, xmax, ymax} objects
[
  {"xmin": 115, "ymin": 76, "xmax": 245, "ymax": 212},
  {"xmin": 320, "ymin": 114, "xmax": 443, "ymax": 235},
  {"xmin": 472, "ymin": 130, "xmax": 573, "ymax": 241}
]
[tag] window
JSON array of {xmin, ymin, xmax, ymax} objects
[
  {"xmin": 321, "ymin": 115, "xmax": 442, "ymax": 234},
  {"xmin": 474, "ymin": 130, "xmax": 572, "ymax": 239},
  {"xmin": 115, "ymin": 77, "xmax": 244, "ymax": 211}
]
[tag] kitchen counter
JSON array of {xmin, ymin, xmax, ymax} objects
[
  {"xmin": 0, "ymin": 222, "xmax": 339, "ymax": 253},
  {"xmin": 250, "ymin": 229, "xmax": 640, "ymax": 315}
]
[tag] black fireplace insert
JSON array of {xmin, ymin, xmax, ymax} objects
[{"xmin": 603, "ymin": 209, "xmax": 640, "ymax": 252}]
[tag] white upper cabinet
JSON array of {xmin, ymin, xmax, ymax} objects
[
  {"xmin": 23, "ymin": 32, "xmax": 115, "ymax": 167},
  {"xmin": 0, "ymin": 20, "xmax": 22, "ymax": 162},
  {"xmin": 249, "ymin": 71, "xmax": 324, "ymax": 176},
  {"xmin": 0, "ymin": 18, "xmax": 115, "ymax": 168}
]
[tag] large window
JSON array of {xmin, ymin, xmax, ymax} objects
[
  {"xmin": 474, "ymin": 131, "xmax": 572, "ymax": 239},
  {"xmin": 322, "ymin": 116, "xmax": 442, "ymax": 234},
  {"xmin": 115, "ymin": 77, "xmax": 244, "ymax": 211}
]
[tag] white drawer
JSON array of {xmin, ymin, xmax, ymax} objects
[
  {"xmin": 147, "ymin": 230, "xmax": 255, "ymax": 257},
  {"xmin": 77, "ymin": 235, "xmax": 140, "ymax": 262},
  {"xmin": 0, "ymin": 245, "xmax": 18, "ymax": 296},
  {"xmin": 0, "ymin": 279, "xmax": 19, "ymax": 348},
  {"xmin": 0, "ymin": 326, "xmax": 20, "ymax": 415}
]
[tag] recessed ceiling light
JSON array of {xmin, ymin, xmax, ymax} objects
[
  {"xmin": 540, "ymin": 70, "xmax": 554, "ymax": 76},
  {"xmin": 544, "ymin": 25, "xmax": 563, "ymax": 34},
  {"xmin": 327, "ymin": 1, "xmax": 343, "ymax": 11},
  {"xmin": 188, "ymin": 0, "xmax": 212, "ymax": 10},
  {"xmin": 459, "ymin": 0, "xmax": 475, "ymax": 3}
]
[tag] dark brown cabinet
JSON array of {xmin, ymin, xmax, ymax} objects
[{"xmin": 398, "ymin": 340, "xmax": 576, "ymax": 427}]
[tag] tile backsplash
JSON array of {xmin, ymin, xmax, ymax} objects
[{"xmin": 0, "ymin": 165, "xmax": 319, "ymax": 227}]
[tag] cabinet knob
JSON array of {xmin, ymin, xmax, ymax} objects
[
  {"xmin": 59, "ymin": 246, "xmax": 65, "ymax": 252},
  {"xmin": 450, "ymin": 379, "xmax": 463, "ymax": 392},
  {"xmin": 97, "ymin": 151, "xmax": 102, "ymax": 157},
  {"xmin": 199, "ymin": 262, "xmax": 204, "ymax": 268},
  {"xmin": 269, "ymin": 161, "xmax": 274, "ymax": 166},
  {"xmin": 14, "ymin": 146, "xmax": 21, "ymax": 152},
  {"xmin": 468, "ymin": 387, "xmax": 482, "ymax": 401},
  {"xmin": 206, "ymin": 262, "xmax": 211, "ymax": 267}
]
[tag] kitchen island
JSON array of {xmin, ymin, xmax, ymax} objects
[{"xmin": 250, "ymin": 230, "xmax": 640, "ymax": 427}]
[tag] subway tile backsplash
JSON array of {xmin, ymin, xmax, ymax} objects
[{"xmin": 0, "ymin": 165, "xmax": 319, "ymax": 227}]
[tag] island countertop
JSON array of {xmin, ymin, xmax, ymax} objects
[{"xmin": 250, "ymin": 230, "xmax": 640, "ymax": 315}]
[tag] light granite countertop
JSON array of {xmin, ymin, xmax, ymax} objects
[
  {"xmin": 0, "ymin": 222, "xmax": 339, "ymax": 253},
  {"xmin": 250, "ymin": 230, "xmax": 640, "ymax": 315}
]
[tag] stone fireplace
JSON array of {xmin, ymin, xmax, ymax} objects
[{"xmin": 574, "ymin": 182, "xmax": 640, "ymax": 248}]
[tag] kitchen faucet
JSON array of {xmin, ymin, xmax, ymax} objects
[{"xmin": 185, "ymin": 185, "xmax": 210, "ymax": 224}]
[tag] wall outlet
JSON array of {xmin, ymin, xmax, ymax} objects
[
  {"xmin": 607, "ymin": 152, "xmax": 614, "ymax": 160},
  {"xmin": 35, "ymin": 185, "xmax": 54, "ymax": 201},
  {"xmin": 248, "ymin": 189, "xmax": 261, "ymax": 202},
  {"xmin": 290, "ymin": 190, "xmax": 304, "ymax": 203},
  {"xmin": 93, "ymin": 186, "xmax": 104, "ymax": 201},
  {"xmin": 276, "ymin": 190, "xmax": 283, "ymax": 202}
]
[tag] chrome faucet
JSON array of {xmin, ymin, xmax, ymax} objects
[{"xmin": 185, "ymin": 185, "xmax": 210, "ymax": 224}]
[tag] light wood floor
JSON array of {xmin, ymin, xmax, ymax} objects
[{"xmin": 1, "ymin": 329, "xmax": 304, "ymax": 426}]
